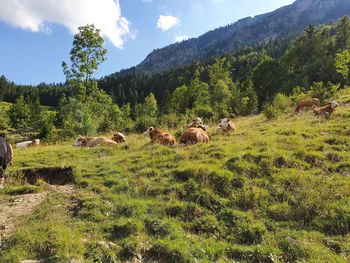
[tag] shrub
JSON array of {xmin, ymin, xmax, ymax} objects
[
  {"xmin": 273, "ymin": 93, "xmax": 292, "ymax": 113},
  {"xmin": 134, "ymin": 116, "xmax": 156, "ymax": 133},
  {"xmin": 263, "ymin": 103, "xmax": 280, "ymax": 120}
]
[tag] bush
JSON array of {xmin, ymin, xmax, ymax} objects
[
  {"xmin": 263, "ymin": 103, "xmax": 280, "ymax": 120},
  {"xmin": 263, "ymin": 93, "xmax": 292, "ymax": 120},
  {"xmin": 134, "ymin": 116, "xmax": 156, "ymax": 133},
  {"xmin": 273, "ymin": 93, "xmax": 292, "ymax": 113}
]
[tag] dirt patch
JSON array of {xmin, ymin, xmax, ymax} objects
[
  {"xmin": 21, "ymin": 167, "xmax": 75, "ymax": 185},
  {"xmin": 0, "ymin": 185, "xmax": 75, "ymax": 245}
]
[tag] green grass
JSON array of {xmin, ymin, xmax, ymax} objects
[{"xmin": 0, "ymin": 89, "xmax": 350, "ymax": 262}]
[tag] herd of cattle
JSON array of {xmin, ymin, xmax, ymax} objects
[
  {"xmin": 72, "ymin": 117, "xmax": 235, "ymax": 147},
  {"xmin": 14, "ymin": 98, "xmax": 339, "ymax": 148}
]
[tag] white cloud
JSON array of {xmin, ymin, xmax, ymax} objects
[
  {"xmin": 0, "ymin": 0, "xmax": 134, "ymax": 48},
  {"xmin": 175, "ymin": 34, "xmax": 189, "ymax": 42},
  {"xmin": 142, "ymin": 0, "xmax": 152, "ymax": 3},
  {"xmin": 156, "ymin": 15, "xmax": 179, "ymax": 31}
]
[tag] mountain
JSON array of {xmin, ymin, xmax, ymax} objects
[{"xmin": 134, "ymin": 0, "xmax": 350, "ymax": 74}]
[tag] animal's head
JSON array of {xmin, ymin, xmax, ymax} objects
[
  {"xmin": 193, "ymin": 117, "xmax": 202, "ymax": 125},
  {"xmin": 34, "ymin": 139, "xmax": 40, "ymax": 145},
  {"xmin": 74, "ymin": 135, "xmax": 85, "ymax": 147},
  {"xmin": 112, "ymin": 132, "xmax": 126, "ymax": 143},
  {"xmin": 143, "ymin": 127, "xmax": 154, "ymax": 136},
  {"xmin": 218, "ymin": 118, "xmax": 230, "ymax": 128},
  {"xmin": 330, "ymin": 101, "xmax": 338, "ymax": 110}
]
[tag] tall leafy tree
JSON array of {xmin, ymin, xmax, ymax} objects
[
  {"xmin": 335, "ymin": 50, "xmax": 350, "ymax": 85},
  {"xmin": 62, "ymin": 24, "xmax": 107, "ymax": 98},
  {"xmin": 8, "ymin": 96, "xmax": 31, "ymax": 130},
  {"xmin": 252, "ymin": 58, "xmax": 288, "ymax": 105}
]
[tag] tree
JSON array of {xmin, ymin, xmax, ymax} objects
[
  {"xmin": 8, "ymin": 96, "xmax": 31, "ymax": 130},
  {"xmin": 142, "ymin": 93, "xmax": 158, "ymax": 118},
  {"xmin": 335, "ymin": 50, "xmax": 350, "ymax": 85},
  {"xmin": 252, "ymin": 58, "xmax": 288, "ymax": 105},
  {"xmin": 207, "ymin": 58, "xmax": 234, "ymax": 117},
  {"xmin": 169, "ymin": 85, "xmax": 189, "ymax": 114},
  {"xmin": 240, "ymin": 79, "xmax": 258, "ymax": 115},
  {"xmin": 62, "ymin": 24, "xmax": 107, "ymax": 97},
  {"xmin": 336, "ymin": 17, "xmax": 350, "ymax": 51}
]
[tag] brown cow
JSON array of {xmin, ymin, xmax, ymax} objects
[
  {"xmin": 143, "ymin": 127, "xmax": 176, "ymax": 146},
  {"xmin": 217, "ymin": 118, "xmax": 235, "ymax": 133},
  {"xmin": 74, "ymin": 136, "xmax": 118, "ymax": 148},
  {"xmin": 313, "ymin": 101, "xmax": 338, "ymax": 118},
  {"xmin": 112, "ymin": 132, "xmax": 126, "ymax": 143},
  {"xmin": 295, "ymin": 98, "xmax": 320, "ymax": 113},
  {"xmin": 179, "ymin": 126, "xmax": 209, "ymax": 145}
]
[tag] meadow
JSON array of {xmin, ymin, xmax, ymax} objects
[{"xmin": 0, "ymin": 89, "xmax": 349, "ymax": 262}]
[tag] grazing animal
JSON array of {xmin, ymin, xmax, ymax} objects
[
  {"xmin": 295, "ymin": 98, "xmax": 320, "ymax": 113},
  {"xmin": 16, "ymin": 139, "xmax": 40, "ymax": 149},
  {"xmin": 313, "ymin": 101, "xmax": 339, "ymax": 118},
  {"xmin": 143, "ymin": 127, "xmax": 176, "ymax": 146},
  {"xmin": 217, "ymin": 118, "xmax": 235, "ymax": 133},
  {"xmin": 74, "ymin": 136, "xmax": 117, "ymax": 148},
  {"xmin": 179, "ymin": 126, "xmax": 209, "ymax": 145},
  {"xmin": 112, "ymin": 132, "xmax": 126, "ymax": 143}
]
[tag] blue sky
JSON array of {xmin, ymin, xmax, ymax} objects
[{"xmin": 0, "ymin": 0, "xmax": 295, "ymax": 85}]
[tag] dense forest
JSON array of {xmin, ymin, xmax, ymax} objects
[{"xmin": 0, "ymin": 17, "xmax": 349, "ymax": 139}]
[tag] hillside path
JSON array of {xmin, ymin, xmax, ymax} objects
[{"xmin": 0, "ymin": 185, "xmax": 75, "ymax": 243}]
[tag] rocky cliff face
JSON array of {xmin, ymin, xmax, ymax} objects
[{"xmin": 133, "ymin": 0, "xmax": 350, "ymax": 74}]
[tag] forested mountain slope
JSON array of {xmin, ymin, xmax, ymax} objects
[{"xmin": 134, "ymin": 0, "xmax": 350, "ymax": 74}]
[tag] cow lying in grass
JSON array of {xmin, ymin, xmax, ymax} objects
[
  {"xmin": 179, "ymin": 126, "xmax": 209, "ymax": 144},
  {"xmin": 313, "ymin": 101, "xmax": 338, "ymax": 118},
  {"xmin": 112, "ymin": 132, "xmax": 126, "ymax": 143},
  {"xmin": 295, "ymin": 98, "xmax": 320, "ymax": 113},
  {"xmin": 217, "ymin": 118, "xmax": 235, "ymax": 133},
  {"xmin": 74, "ymin": 136, "xmax": 118, "ymax": 148},
  {"xmin": 16, "ymin": 139, "xmax": 40, "ymax": 148},
  {"xmin": 143, "ymin": 127, "xmax": 176, "ymax": 146}
]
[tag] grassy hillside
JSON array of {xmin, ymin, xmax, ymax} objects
[{"xmin": 0, "ymin": 89, "xmax": 349, "ymax": 262}]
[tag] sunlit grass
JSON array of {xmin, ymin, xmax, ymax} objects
[{"xmin": 1, "ymin": 89, "xmax": 350, "ymax": 262}]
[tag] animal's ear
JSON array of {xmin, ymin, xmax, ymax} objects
[
  {"xmin": 149, "ymin": 127, "xmax": 154, "ymax": 131},
  {"xmin": 227, "ymin": 118, "xmax": 230, "ymax": 122}
]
